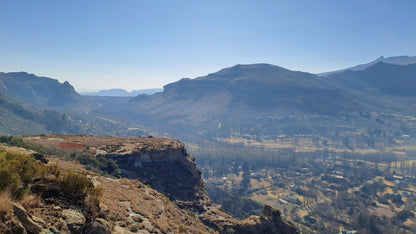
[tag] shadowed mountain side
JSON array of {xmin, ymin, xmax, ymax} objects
[
  {"xmin": 123, "ymin": 64, "xmax": 368, "ymax": 136},
  {"xmin": 319, "ymin": 55, "xmax": 416, "ymax": 76},
  {"xmin": 0, "ymin": 95, "xmax": 48, "ymax": 135},
  {"xmin": 326, "ymin": 62, "xmax": 416, "ymax": 97},
  {"xmin": 0, "ymin": 72, "xmax": 89, "ymax": 109},
  {"xmin": 144, "ymin": 64, "xmax": 365, "ymax": 113},
  {"xmin": 0, "ymin": 72, "xmax": 145, "ymax": 136},
  {"xmin": 0, "ymin": 94, "xmax": 140, "ymax": 136}
]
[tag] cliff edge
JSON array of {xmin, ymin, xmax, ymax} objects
[{"xmin": 19, "ymin": 134, "xmax": 298, "ymax": 233}]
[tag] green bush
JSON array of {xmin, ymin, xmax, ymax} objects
[
  {"xmin": 60, "ymin": 170, "xmax": 94, "ymax": 200},
  {"xmin": 221, "ymin": 194, "xmax": 263, "ymax": 219},
  {"xmin": 0, "ymin": 150, "xmax": 99, "ymax": 202},
  {"xmin": 0, "ymin": 136, "xmax": 121, "ymax": 177},
  {"xmin": 0, "ymin": 136, "xmax": 26, "ymax": 147},
  {"xmin": 74, "ymin": 154, "xmax": 121, "ymax": 177},
  {"xmin": 178, "ymin": 225, "xmax": 187, "ymax": 233},
  {"xmin": 0, "ymin": 152, "xmax": 38, "ymax": 198}
]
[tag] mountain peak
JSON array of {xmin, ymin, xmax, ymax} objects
[{"xmin": 319, "ymin": 55, "xmax": 416, "ymax": 76}]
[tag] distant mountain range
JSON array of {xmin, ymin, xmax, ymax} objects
[
  {"xmin": 82, "ymin": 88, "xmax": 162, "ymax": 97},
  {"xmin": 319, "ymin": 55, "xmax": 416, "ymax": 76},
  {"xmin": 88, "ymin": 58, "xmax": 416, "ymax": 150},
  {"xmin": 1, "ymin": 55, "xmax": 416, "ymax": 150}
]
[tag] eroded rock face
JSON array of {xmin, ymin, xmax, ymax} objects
[
  {"xmin": 26, "ymin": 135, "xmax": 211, "ymax": 212},
  {"xmin": 106, "ymin": 144, "xmax": 209, "ymax": 209}
]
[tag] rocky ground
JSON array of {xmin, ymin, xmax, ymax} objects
[{"xmin": 0, "ymin": 135, "xmax": 298, "ymax": 233}]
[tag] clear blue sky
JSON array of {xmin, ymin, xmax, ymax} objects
[{"xmin": 1, "ymin": 0, "xmax": 415, "ymax": 92}]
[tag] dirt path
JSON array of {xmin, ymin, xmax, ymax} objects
[
  {"xmin": 85, "ymin": 102, "xmax": 123, "ymax": 124},
  {"xmin": 85, "ymin": 102, "xmax": 102, "ymax": 114}
]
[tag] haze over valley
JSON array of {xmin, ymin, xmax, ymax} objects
[
  {"xmin": 3, "ymin": 56, "xmax": 416, "ymax": 152},
  {"xmin": 2, "ymin": 55, "xmax": 416, "ymax": 232},
  {"xmin": 1, "ymin": 1, "xmax": 416, "ymax": 233}
]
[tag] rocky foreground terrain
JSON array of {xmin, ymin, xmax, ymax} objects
[{"xmin": 0, "ymin": 135, "xmax": 297, "ymax": 233}]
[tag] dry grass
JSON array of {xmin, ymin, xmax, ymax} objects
[
  {"xmin": 0, "ymin": 191, "xmax": 13, "ymax": 221},
  {"xmin": 96, "ymin": 176, "xmax": 214, "ymax": 233},
  {"xmin": 0, "ymin": 192, "xmax": 14, "ymax": 234},
  {"xmin": 367, "ymin": 205, "xmax": 396, "ymax": 218},
  {"xmin": 385, "ymin": 187, "xmax": 394, "ymax": 194},
  {"xmin": 24, "ymin": 134, "xmax": 183, "ymax": 155},
  {"xmin": 20, "ymin": 194, "xmax": 41, "ymax": 209}
]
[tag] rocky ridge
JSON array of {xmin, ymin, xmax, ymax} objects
[
  {"xmin": 5, "ymin": 135, "xmax": 298, "ymax": 233},
  {"xmin": 24, "ymin": 135, "xmax": 210, "ymax": 212}
]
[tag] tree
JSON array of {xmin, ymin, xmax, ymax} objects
[
  {"xmin": 240, "ymin": 162, "xmax": 251, "ymax": 192},
  {"xmin": 367, "ymin": 216, "xmax": 381, "ymax": 234}
]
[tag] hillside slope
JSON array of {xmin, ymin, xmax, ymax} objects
[
  {"xmin": 0, "ymin": 94, "xmax": 135, "ymax": 136},
  {"xmin": 86, "ymin": 63, "xmax": 406, "ymax": 150},
  {"xmin": 0, "ymin": 72, "xmax": 87, "ymax": 108},
  {"xmin": 326, "ymin": 62, "xmax": 416, "ymax": 97},
  {"xmin": 88, "ymin": 62, "xmax": 415, "ymax": 152},
  {"xmin": 0, "ymin": 72, "xmax": 144, "ymax": 136},
  {"xmin": 116, "ymin": 64, "xmax": 364, "ymax": 138},
  {"xmin": 0, "ymin": 135, "xmax": 298, "ymax": 233}
]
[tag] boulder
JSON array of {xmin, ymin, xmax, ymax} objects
[
  {"xmin": 61, "ymin": 209, "xmax": 85, "ymax": 233},
  {"xmin": 86, "ymin": 218, "xmax": 112, "ymax": 234},
  {"xmin": 13, "ymin": 203, "xmax": 43, "ymax": 233}
]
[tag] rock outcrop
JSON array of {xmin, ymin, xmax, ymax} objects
[
  {"xmin": 105, "ymin": 140, "xmax": 210, "ymax": 212},
  {"xmin": 13, "ymin": 203, "xmax": 44, "ymax": 233},
  {"xmin": 19, "ymin": 135, "xmax": 298, "ymax": 233},
  {"xmin": 62, "ymin": 209, "xmax": 86, "ymax": 233},
  {"xmin": 26, "ymin": 135, "xmax": 211, "ymax": 212}
]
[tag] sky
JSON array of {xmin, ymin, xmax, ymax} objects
[{"xmin": 1, "ymin": 0, "xmax": 415, "ymax": 92}]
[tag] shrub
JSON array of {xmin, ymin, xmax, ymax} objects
[
  {"xmin": 0, "ymin": 152, "xmax": 30, "ymax": 199},
  {"xmin": 0, "ymin": 150, "xmax": 101, "ymax": 204},
  {"xmin": 59, "ymin": 170, "xmax": 94, "ymax": 200},
  {"xmin": 0, "ymin": 136, "xmax": 25, "ymax": 147},
  {"xmin": 0, "ymin": 192, "xmax": 13, "ymax": 221},
  {"xmin": 0, "ymin": 136, "xmax": 121, "ymax": 178},
  {"xmin": 75, "ymin": 154, "xmax": 121, "ymax": 177},
  {"xmin": 272, "ymin": 208, "xmax": 282, "ymax": 221},
  {"xmin": 178, "ymin": 225, "xmax": 187, "ymax": 233},
  {"xmin": 221, "ymin": 194, "xmax": 263, "ymax": 219}
]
